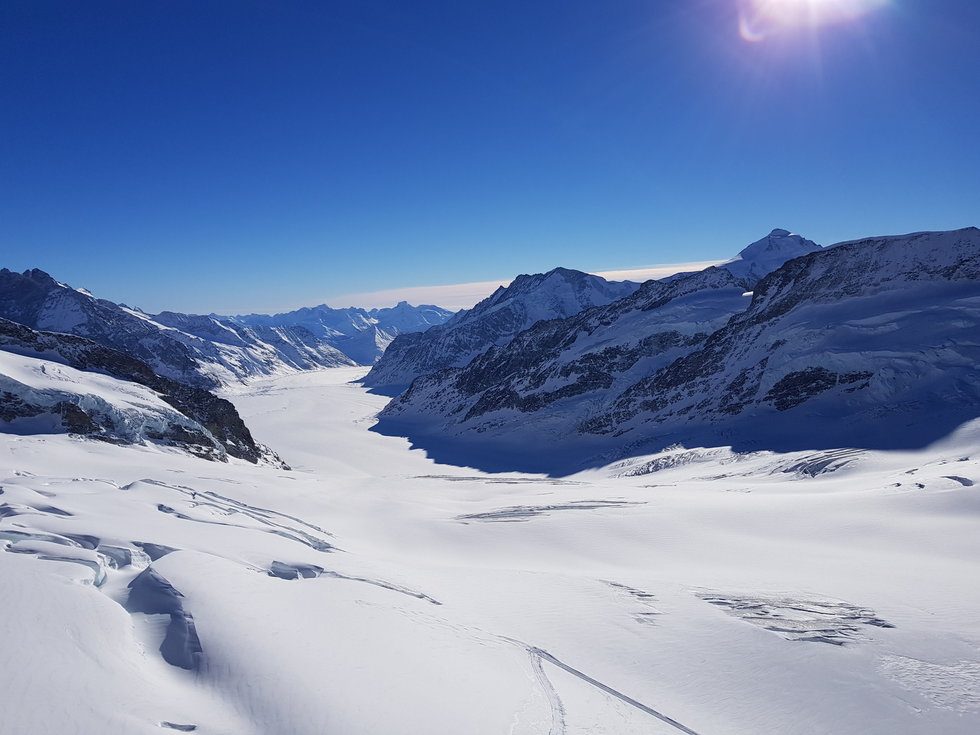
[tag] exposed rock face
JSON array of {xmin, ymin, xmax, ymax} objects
[
  {"xmin": 376, "ymin": 228, "xmax": 980, "ymax": 470},
  {"xmin": 0, "ymin": 318, "xmax": 285, "ymax": 465},
  {"xmin": 363, "ymin": 267, "xmax": 640, "ymax": 393},
  {"xmin": 381, "ymin": 267, "xmax": 748, "ymax": 435},
  {"xmin": 365, "ymin": 232, "xmax": 819, "ymax": 395}
]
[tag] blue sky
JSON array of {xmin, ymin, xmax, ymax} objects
[{"xmin": 2, "ymin": 0, "xmax": 978, "ymax": 313}]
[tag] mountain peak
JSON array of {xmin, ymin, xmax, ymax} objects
[
  {"xmin": 722, "ymin": 229, "xmax": 822, "ymax": 284},
  {"xmin": 18, "ymin": 268, "xmax": 59, "ymax": 285},
  {"xmin": 737, "ymin": 229, "xmax": 814, "ymax": 257},
  {"xmin": 545, "ymin": 266, "xmax": 581, "ymax": 278}
]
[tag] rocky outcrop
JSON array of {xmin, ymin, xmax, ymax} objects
[{"xmin": 380, "ymin": 266, "xmax": 748, "ymax": 434}]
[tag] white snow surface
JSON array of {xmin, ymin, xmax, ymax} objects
[{"xmin": 1, "ymin": 367, "xmax": 979, "ymax": 734}]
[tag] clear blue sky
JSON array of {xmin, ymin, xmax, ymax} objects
[{"xmin": 2, "ymin": 0, "xmax": 978, "ymax": 313}]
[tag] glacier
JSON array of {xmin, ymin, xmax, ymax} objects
[{"xmin": 0, "ymin": 367, "xmax": 977, "ymax": 734}]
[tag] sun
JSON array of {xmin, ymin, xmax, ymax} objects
[{"xmin": 738, "ymin": 0, "xmax": 889, "ymax": 42}]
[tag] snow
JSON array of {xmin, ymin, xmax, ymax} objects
[
  {"xmin": 0, "ymin": 350, "xmax": 165, "ymax": 408},
  {"xmin": 1, "ymin": 366, "xmax": 979, "ymax": 734},
  {"xmin": 718, "ymin": 228, "xmax": 822, "ymax": 284}
]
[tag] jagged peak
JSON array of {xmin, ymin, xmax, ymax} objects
[
  {"xmin": 0, "ymin": 267, "xmax": 60, "ymax": 285},
  {"xmin": 504, "ymin": 266, "xmax": 604, "ymax": 294}
]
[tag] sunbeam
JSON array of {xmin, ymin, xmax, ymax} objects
[{"xmin": 738, "ymin": 0, "xmax": 890, "ymax": 41}]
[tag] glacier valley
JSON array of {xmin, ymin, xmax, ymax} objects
[{"xmin": 1, "ymin": 366, "xmax": 978, "ymax": 734}]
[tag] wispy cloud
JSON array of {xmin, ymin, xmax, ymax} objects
[
  {"xmin": 329, "ymin": 260, "xmax": 723, "ymax": 310},
  {"xmin": 592, "ymin": 260, "xmax": 723, "ymax": 284},
  {"xmin": 329, "ymin": 279, "xmax": 512, "ymax": 311}
]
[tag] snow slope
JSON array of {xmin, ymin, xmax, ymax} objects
[
  {"xmin": 0, "ymin": 318, "xmax": 281, "ymax": 465},
  {"xmin": 0, "ymin": 349, "xmax": 235, "ymax": 459},
  {"xmin": 0, "ymin": 367, "xmax": 978, "ymax": 734}
]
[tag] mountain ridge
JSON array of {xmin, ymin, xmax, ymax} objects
[
  {"xmin": 0, "ymin": 267, "xmax": 453, "ymax": 386},
  {"xmin": 362, "ymin": 266, "xmax": 640, "ymax": 394},
  {"xmin": 374, "ymin": 227, "xmax": 980, "ymax": 473}
]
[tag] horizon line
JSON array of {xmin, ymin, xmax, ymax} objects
[{"xmin": 323, "ymin": 260, "xmax": 723, "ymax": 312}]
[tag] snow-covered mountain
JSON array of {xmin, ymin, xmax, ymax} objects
[
  {"xmin": 362, "ymin": 267, "xmax": 640, "ymax": 393},
  {"xmin": 221, "ymin": 301, "xmax": 455, "ymax": 364},
  {"xmin": 329, "ymin": 324, "xmax": 398, "ymax": 366},
  {"xmin": 0, "ymin": 318, "xmax": 283, "ymax": 465},
  {"xmin": 718, "ymin": 228, "xmax": 822, "ymax": 284},
  {"xmin": 0, "ymin": 268, "xmax": 359, "ymax": 388},
  {"xmin": 376, "ymin": 228, "xmax": 980, "ymax": 472},
  {"xmin": 148, "ymin": 310, "xmax": 357, "ymax": 383},
  {"xmin": 0, "ymin": 269, "xmax": 454, "ymax": 387}
]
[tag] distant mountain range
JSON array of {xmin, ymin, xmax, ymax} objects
[
  {"xmin": 0, "ymin": 268, "xmax": 454, "ymax": 389},
  {"xmin": 218, "ymin": 301, "xmax": 453, "ymax": 366},
  {"xmin": 0, "ymin": 267, "xmax": 454, "ymax": 460},
  {"xmin": 2, "ymin": 227, "xmax": 977, "ymax": 469},
  {"xmin": 373, "ymin": 228, "xmax": 980, "ymax": 473}
]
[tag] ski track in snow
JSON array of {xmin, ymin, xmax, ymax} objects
[{"xmin": 529, "ymin": 647, "xmax": 703, "ymax": 735}]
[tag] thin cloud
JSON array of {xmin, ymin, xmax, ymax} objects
[
  {"xmin": 330, "ymin": 260, "xmax": 723, "ymax": 310},
  {"xmin": 593, "ymin": 260, "xmax": 723, "ymax": 284},
  {"xmin": 330, "ymin": 279, "xmax": 512, "ymax": 311}
]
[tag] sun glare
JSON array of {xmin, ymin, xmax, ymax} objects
[{"xmin": 738, "ymin": 0, "xmax": 889, "ymax": 42}]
